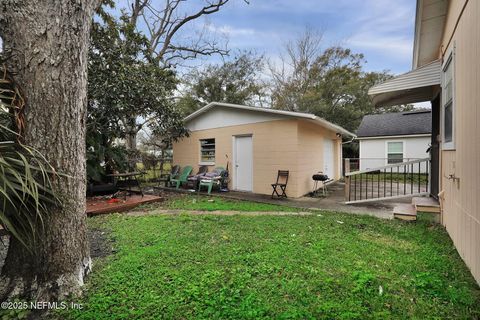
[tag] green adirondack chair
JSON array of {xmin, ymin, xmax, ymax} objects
[
  {"xmin": 171, "ymin": 165, "xmax": 193, "ymax": 189},
  {"xmin": 198, "ymin": 167, "xmax": 225, "ymax": 194}
]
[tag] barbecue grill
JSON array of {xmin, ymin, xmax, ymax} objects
[{"xmin": 312, "ymin": 172, "xmax": 330, "ymax": 196}]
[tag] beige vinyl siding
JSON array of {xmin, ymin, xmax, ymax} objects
[{"xmin": 438, "ymin": 0, "xmax": 480, "ymax": 284}]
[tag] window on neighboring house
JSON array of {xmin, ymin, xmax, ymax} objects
[
  {"xmin": 442, "ymin": 52, "xmax": 455, "ymax": 149},
  {"xmin": 387, "ymin": 141, "xmax": 403, "ymax": 164},
  {"xmin": 200, "ymin": 138, "xmax": 215, "ymax": 163}
]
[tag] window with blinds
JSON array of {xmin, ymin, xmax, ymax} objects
[
  {"xmin": 387, "ymin": 141, "xmax": 403, "ymax": 164},
  {"xmin": 442, "ymin": 52, "xmax": 455, "ymax": 149},
  {"xmin": 200, "ymin": 138, "xmax": 215, "ymax": 163}
]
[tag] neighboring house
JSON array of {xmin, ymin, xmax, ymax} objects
[
  {"xmin": 356, "ymin": 111, "xmax": 431, "ymax": 172},
  {"xmin": 369, "ymin": 0, "xmax": 480, "ymax": 284},
  {"xmin": 172, "ymin": 102, "xmax": 354, "ymax": 198}
]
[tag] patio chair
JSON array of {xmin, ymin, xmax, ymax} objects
[
  {"xmin": 159, "ymin": 165, "xmax": 180, "ymax": 187},
  {"xmin": 170, "ymin": 165, "xmax": 193, "ymax": 189},
  {"xmin": 185, "ymin": 165, "xmax": 209, "ymax": 189},
  {"xmin": 271, "ymin": 170, "xmax": 289, "ymax": 198},
  {"xmin": 198, "ymin": 167, "xmax": 225, "ymax": 194}
]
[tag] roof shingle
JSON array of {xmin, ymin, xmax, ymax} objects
[{"xmin": 356, "ymin": 110, "xmax": 432, "ymax": 138}]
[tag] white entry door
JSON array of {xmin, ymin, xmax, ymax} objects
[
  {"xmin": 323, "ymin": 138, "xmax": 335, "ymax": 179},
  {"xmin": 234, "ymin": 135, "xmax": 253, "ymax": 191}
]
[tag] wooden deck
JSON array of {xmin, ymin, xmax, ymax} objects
[{"xmin": 86, "ymin": 194, "xmax": 163, "ymax": 216}]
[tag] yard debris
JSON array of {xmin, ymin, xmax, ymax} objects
[{"xmin": 336, "ymin": 220, "xmax": 344, "ymax": 224}]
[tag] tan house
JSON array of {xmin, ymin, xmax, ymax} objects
[
  {"xmin": 369, "ymin": 0, "xmax": 480, "ymax": 284},
  {"xmin": 172, "ymin": 102, "xmax": 354, "ymax": 198}
]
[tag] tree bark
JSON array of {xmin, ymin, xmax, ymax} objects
[
  {"xmin": 0, "ymin": 0, "xmax": 99, "ymax": 301},
  {"xmin": 125, "ymin": 131, "xmax": 138, "ymax": 151}
]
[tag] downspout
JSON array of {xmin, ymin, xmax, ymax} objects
[
  {"xmin": 342, "ymin": 137, "xmax": 356, "ymax": 145},
  {"xmin": 341, "ymin": 137, "xmax": 356, "ymax": 178}
]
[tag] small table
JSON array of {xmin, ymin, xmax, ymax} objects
[{"xmin": 107, "ymin": 172, "xmax": 144, "ymax": 197}]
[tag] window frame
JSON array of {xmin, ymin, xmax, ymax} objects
[
  {"xmin": 199, "ymin": 138, "xmax": 216, "ymax": 165},
  {"xmin": 441, "ymin": 46, "xmax": 455, "ymax": 150},
  {"xmin": 385, "ymin": 140, "xmax": 405, "ymax": 165}
]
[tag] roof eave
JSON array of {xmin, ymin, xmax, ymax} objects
[
  {"xmin": 356, "ymin": 133, "xmax": 431, "ymax": 140},
  {"xmin": 412, "ymin": 0, "xmax": 423, "ymax": 69},
  {"xmin": 309, "ymin": 117, "xmax": 356, "ymax": 138},
  {"xmin": 412, "ymin": 0, "xmax": 448, "ymax": 69},
  {"xmin": 368, "ymin": 59, "xmax": 441, "ymax": 107},
  {"xmin": 184, "ymin": 102, "xmax": 356, "ymax": 137}
]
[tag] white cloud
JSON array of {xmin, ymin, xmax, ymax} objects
[
  {"xmin": 170, "ymin": 0, "xmax": 418, "ymax": 74},
  {"xmin": 348, "ymin": 34, "xmax": 412, "ymax": 57},
  {"xmin": 205, "ymin": 24, "xmax": 257, "ymax": 37},
  {"xmin": 211, "ymin": 25, "xmax": 256, "ymax": 36}
]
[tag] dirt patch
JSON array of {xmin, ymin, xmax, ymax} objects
[
  {"xmin": 0, "ymin": 229, "xmax": 113, "ymax": 272},
  {"xmin": 88, "ymin": 228, "xmax": 115, "ymax": 259}
]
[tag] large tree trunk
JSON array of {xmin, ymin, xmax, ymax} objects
[{"xmin": 0, "ymin": 0, "xmax": 98, "ymax": 301}]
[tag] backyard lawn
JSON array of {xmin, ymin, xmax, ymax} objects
[
  {"xmin": 160, "ymin": 195, "xmax": 303, "ymax": 212},
  {"xmin": 60, "ymin": 197, "xmax": 480, "ymax": 319}
]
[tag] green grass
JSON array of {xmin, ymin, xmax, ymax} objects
[
  {"xmin": 354, "ymin": 173, "xmax": 428, "ymax": 184},
  {"xmin": 162, "ymin": 195, "xmax": 301, "ymax": 212},
  {"xmin": 59, "ymin": 207, "xmax": 480, "ymax": 319}
]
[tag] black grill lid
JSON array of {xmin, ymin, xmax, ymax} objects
[{"xmin": 312, "ymin": 174, "xmax": 329, "ymax": 181}]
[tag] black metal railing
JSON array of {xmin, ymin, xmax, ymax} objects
[{"xmin": 344, "ymin": 158, "xmax": 430, "ymax": 204}]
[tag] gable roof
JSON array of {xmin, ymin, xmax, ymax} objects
[
  {"xmin": 356, "ymin": 110, "xmax": 432, "ymax": 138},
  {"xmin": 185, "ymin": 102, "xmax": 355, "ymax": 137}
]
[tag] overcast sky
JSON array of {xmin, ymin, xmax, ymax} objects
[
  {"xmin": 199, "ymin": 0, "xmax": 417, "ymax": 74},
  {"xmin": 107, "ymin": 0, "xmax": 418, "ymax": 75}
]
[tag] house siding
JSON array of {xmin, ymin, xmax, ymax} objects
[
  {"xmin": 173, "ymin": 118, "xmax": 342, "ymax": 198},
  {"xmin": 296, "ymin": 120, "xmax": 342, "ymax": 197},
  {"xmin": 438, "ymin": 0, "xmax": 480, "ymax": 284},
  {"xmin": 358, "ymin": 135, "xmax": 431, "ymax": 172},
  {"xmin": 173, "ymin": 119, "xmax": 299, "ymax": 197}
]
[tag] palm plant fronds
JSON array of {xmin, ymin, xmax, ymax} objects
[{"xmin": 0, "ymin": 141, "xmax": 60, "ymax": 250}]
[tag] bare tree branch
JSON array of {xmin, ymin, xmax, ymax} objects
[{"xmin": 125, "ymin": 0, "xmax": 248, "ymax": 67}]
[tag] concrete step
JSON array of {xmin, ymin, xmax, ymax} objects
[
  {"xmin": 393, "ymin": 204, "xmax": 417, "ymax": 221},
  {"xmin": 412, "ymin": 196, "xmax": 440, "ymax": 213}
]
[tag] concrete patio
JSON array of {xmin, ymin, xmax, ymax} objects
[{"xmin": 148, "ymin": 182, "xmax": 415, "ymax": 220}]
